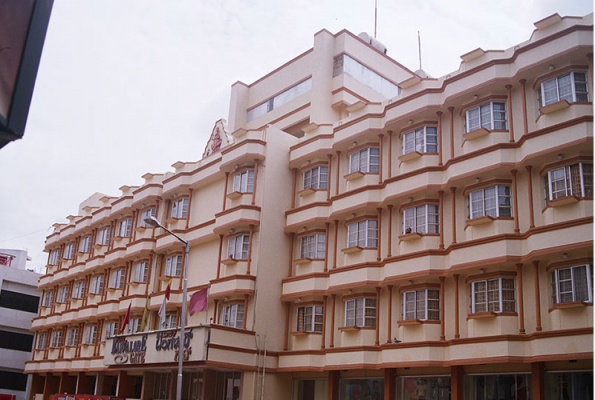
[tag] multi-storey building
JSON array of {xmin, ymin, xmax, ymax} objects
[
  {"xmin": 26, "ymin": 12, "xmax": 593, "ymax": 400},
  {"xmin": 0, "ymin": 249, "xmax": 41, "ymax": 400}
]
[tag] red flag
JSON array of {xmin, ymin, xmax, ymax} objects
[
  {"xmin": 165, "ymin": 279, "xmax": 172, "ymax": 300},
  {"xmin": 121, "ymin": 303, "xmax": 131, "ymax": 334},
  {"xmin": 189, "ymin": 288, "xmax": 208, "ymax": 316}
]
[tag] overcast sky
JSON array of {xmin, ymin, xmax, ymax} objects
[{"xmin": 0, "ymin": 0, "xmax": 592, "ymax": 274}]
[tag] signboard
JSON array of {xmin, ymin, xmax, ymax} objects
[
  {"xmin": 104, "ymin": 326, "xmax": 208, "ymax": 366},
  {"xmin": 55, "ymin": 395, "xmax": 124, "ymax": 400}
]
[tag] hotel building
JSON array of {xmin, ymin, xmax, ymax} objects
[{"xmin": 26, "ymin": 13, "xmax": 593, "ymax": 400}]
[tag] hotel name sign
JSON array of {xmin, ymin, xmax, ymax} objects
[{"xmin": 104, "ymin": 326, "xmax": 208, "ymax": 366}]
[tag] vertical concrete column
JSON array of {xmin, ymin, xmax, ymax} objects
[
  {"xmin": 375, "ymin": 286, "xmax": 381, "ymax": 345},
  {"xmin": 246, "ymin": 224, "xmax": 254, "ymax": 275},
  {"xmin": 327, "ymin": 370, "xmax": 340, "ymax": 400},
  {"xmin": 519, "ymin": 79, "xmax": 529, "ymax": 136},
  {"xmin": 386, "ymin": 205, "xmax": 393, "ymax": 257},
  {"xmin": 376, "ymin": 208, "xmax": 382, "ymax": 261},
  {"xmin": 378, "ymin": 134, "xmax": 384, "ymax": 184},
  {"xmin": 387, "ymin": 131, "xmax": 393, "ymax": 178},
  {"xmin": 216, "ymin": 235, "xmax": 223, "ymax": 279},
  {"xmin": 291, "ymin": 168, "xmax": 297, "ymax": 209},
  {"xmin": 448, "ymin": 107, "xmax": 455, "ymax": 160},
  {"xmin": 322, "ymin": 295, "xmax": 328, "ymax": 350},
  {"xmin": 251, "ymin": 159, "xmax": 259, "ymax": 205},
  {"xmin": 386, "ymin": 285, "xmax": 393, "ymax": 343},
  {"xmin": 454, "ymin": 274, "xmax": 460, "ymax": 339},
  {"xmin": 335, "ymin": 151, "xmax": 341, "ymax": 196},
  {"xmin": 327, "ymin": 154, "xmax": 333, "ymax": 201},
  {"xmin": 506, "ymin": 84, "xmax": 515, "ymax": 142},
  {"xmin": 525, "ymin": 166, "xmax": 535, "ymax": 228},
  {"xmin": 76, "ymin": 372, "xmax": 96, "ymax": 395},
  {"xmin": 333, "ymin": 220, "xmax": 339, "ymax": 269},
  {"xmin": 440, "ymin": 276, "xmax": 446, "ymax": 341},
  {"xmin": 450, "ymin": 187, "xmax": 457, "ymax": 244},
  {"xmin": 533, "ymin": 260, "xmax": 543, "ymax": 331},
  {"xmin": 185, "ymin": 188, "xmax": 193, "ymax": 229},
  {"xmin": 531, "ymin": 362, "xmax": 546, "ymax": 400},
  {"xmin": 30, "ymin": 374, "xmax": 46, "ymax": 400},
  {"xmin": 511, "ymin": 170, "xmax": 520, "ymax": 233},
  {"xmin": 437, "ymin": 111, "xmax": 443, "ymax": 166},
  {"xmin": 243, "ymin": 294, "xmax": 249, "ymax": 329},
  {"xmin": 94, "ymin": 373, "xmax": 104, "ymax": 395},
  {"xmin": 438, "ymin": 191, "xmax": 445, "ymax": 249},
  {"xmin": 116, "ymin": 371, "xmax": 135, "ymax": 398},
  {"xmin": 450, "ymin": 366, "xmax": 464, "ymax": 400},
  {"xmin": 383, "ymin": 368, "xmax": 396, "ymax": 400},
  {"xmin": 43, "ymin": 374, "xmax": 60, "ymax": 400},
  {"xmin": 516, "ymin": 263, "xmax": 526, "ymax": 334},
  {"xmin": 324, "ymin": 222, "xmax": 330, "ymax": 272},
  {"xmin": 288, "ymin": 232, "xmax": 295, "ymax": 277},
  {"xmin": 222, "ymin": 172, "xmax": 229, "ymax": 212},
  {"xmin": 283, "ymin": 302, "xmax": 290, "ymax": 351},
  {"xmin": 330, "ymin": 294, "xmax": 336, "ymax": 348}
]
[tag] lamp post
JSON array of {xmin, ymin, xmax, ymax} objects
[{"xmin": 144, "ymin": 216, "xmax": 189, "ymax": 400}]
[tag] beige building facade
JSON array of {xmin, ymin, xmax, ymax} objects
[{"xmin": 26, "ymin": 13, "xmax": 593, "ymax": 400}]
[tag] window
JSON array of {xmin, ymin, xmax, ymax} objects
[
  {"xmin": 466, "ymin": 101, "xmax": 507, "ymax": 132},
  {"xmin": 128, "ymin": 318, "xmax": 141, "ymax": 334},
  {"xmin": 165, "ymin": 255, "xmax": 183, "ymax": 277},
  {"xmin": 105, "ymin": 321, "xmax": 118, "ymax": 339},
  {"xmin": 153, "ymin": 373, "xmax": 171, "ymax": 400},
  {"xmin": 73, "ymin": 281, "xmax": 85, "ymax": 299},
  {"xmin": 349, "ymin": 147, "xmax": 379, "ymax": 174},
  {"xmin": 403, "ymin": 126, "xmax": 438, "ymax": 154},
  {"xmin": 80, "ymin": 236, "xmax": 92, "ymax": 253},
  {"xmin": 0, "ymin": 290, "xmax": 39, "ymax": 313},
  {"xmin": 545, "ymin": 371, "xmax": 593, "ymax": 400},
  {"xmin": 90, "ymin": 275, "xmax": 104, "ymax": 295},
  {"xmin": 0, "ymin": 370, "xmax": 29, "ymax": 392},
  {"xmin": 49, "ymin": 249, "xmax": 60, "ymax": 265},
  {"xmin": 333, "ymin": 54, "xmax": 400, "ymax": 98},
  {"xmin": 296, "ymin": 305, "xmax": 323, "ymax": 332},
  {"xmin": 465, "ymin": 374, "xmax": 530, "ymax": 400},
  {"xmin": 50, "ymin": 330, "xmax": 62, "ymax": 348},
  {"xmin": 133, "ymin": 262, "xmax": 149, "ymax": 283},
  {"xmin": 471, "ymin": 277, "xmax": 516, "ymax": 313},
  {"xmin": 163, "ymin": 314, "xmax": 177, "ymax": 329},
  {"xmin": 539, "ymin": 71, "xmax": 589, "ymax": 108},
  {"xmin": 66, "ymin": 328, "xmax": 78, "ymax": 346},
  {"xmin": 221, "ymin": 303, "xmax": 244, "ymax": 329},
  {"xmin": 63, "ymin": 243, "xmax": 75, "ymax": 260},
  {"xmin": 118, "ymin": 218, "xmax": 132, "ymax": 237},
  {"xmin": 303, "ymin": 166, "xmax": 328, "ymax": 190},
  {"xmin": 227, "ymin": 235, "xmax": 249, "ymax": 260},
  {"xmin": 246, "ymin": 78, "xmax": 312, "ymax": 122},
  {"xmin": 345, "ymin": 297, "xmax": 376, "ymax": 327},
  {"xmin": 171, "ymin": 198, "xmax": 189, "ymax": 219},
  {"xmin": 83, "ymin": 325, "xmax": 97, "ymax": 344},
  {"xmin": 57, "ymin": 286, "xmax": 68, "ymax": 303},
  {"xmin": 544, "ymin": 163, "xmax": 593, "ymax": 204},
  {"xmin": 551, "ymin": 264, "xmax": 593, "ymax": 305},
  {"xmin": 300, "ymin": 233, "xmax": 325, "ymax": 259},
  {"xmin": 468, "ymin": 185, "xmax": 512, "ymax": 219},
  {"xmin": 36, "ymin": 333, "xmax": 47, "ymax": 350},
  {"xmin": 233, "ymin": 170, "xmax": 254, "ymax": 193},
  {"xmin": 110, "ymin": 269, "xmax": 126, "ymax": 289},
  {"xmin": 0, "ymin": 330, "xmax": 34, "ymax": 352},
  {"xmin": 43, "ymin": 291, "xmax": 53, "ymax": 307},
  {"xmin": 96, "ymin": 227, "xmax": 111, "ymax": 246},
  {"xmin": 398, "ymin": 376, "xmax": 450, "ymax": 400},
  {"xmin": 347, "ymin": 220, "xmax": 378, "ymax": 248},
  {"xmin": 140, "ymin": 207, "xmax": 156, "ymax": 228},
  {"xmin": 402, "ymin": 289, "xmax": 440, "ymax": 320},
  {"xmin": 402, "ymin": 204, "xmax": 439, "ymax": 234}
]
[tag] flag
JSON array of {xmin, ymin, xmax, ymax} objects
[
  {"xmin": 189, "ymin": 288, "xmax": 208, "ymax": 316},
  {"xmin": 121, "ymin": 303, "xmax": 131, "ymax": 334},
  {"xmin": 158, "ymin": 297, "xmax": 167, "ymax": 328},
  {"xmin": 164, "ymin": 279, "xmax": 172, "ymax": 300},
  {"xmin": 140, "ymin": 298, "xmax": 149, "ymax": 331}
]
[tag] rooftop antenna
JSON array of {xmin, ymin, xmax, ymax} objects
[
  {"xmin": 374, "ymin": 0, "xmax": 378, "ymax": 38},
  {"xmin": 418, "ymin": 31, "xmax": 422, "ymax": 70}
]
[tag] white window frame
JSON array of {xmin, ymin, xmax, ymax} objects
[
  {"xmin": 49, "ymin": 250, "xmax": 60, "ymax": 265},
  {"xmin": 402, "ymin": 289, "xmax": 440, "ymax": 321},
  {"xmin": 80, "ymin": 236, "xmax": 92, "ymax": 253},
  {"xmin": 296, "ymin": 305, "xmax": 323, "ymax": 332},
  {"xmin": 227, "ymin": 235, "xmax": 250, "ymax": 260},
  {"xmin": 171, "ymin": 198, "xmax": 189, "ymax": 219},
  {"xmin": 118, "ymin": 218, "xmax": 132, "ymax": 237},
  {"xmin": 303, "ymin": 166, "xmax": 328, "ymax": 190},
  {"xmin": 465, "ymin": 101, "xmax": 507, "ymax": 132},
  {"xmin": 128, "ymin": 318, "xmax": 142, "ymax": 334},
  {"xmin": 105, "ymin": 321, "xmax": 118, "ymax": 339},
  {"xmin": 246, "ymin": 77, "xmax": 312, "ymax": 122},
  {"xmin": 468, "ymin": 185, "xmax": 512, "ymax": 219},
  {"xmin": 50, "ymin": 331, "xmax": 62, "ymax": 348},
  {"xmin": 544, "ymin": 163, "xmax": 593, "ymax": 204},
  {"xmin": 90, "ymin": 275, "xmax": 104, "ymax": 295},
  {"xmin": 300, "ymin": 233, "xmax": 326, "ymax": 259},
  {"xmin": 402, "ymin": 204, "xmax": 439, "ymax": 235},
  {"xmin": 43, "ymin": 291, "xmax": 53, "ymax": 307},
  {"xmin": 349, "ymin": 147, "xmax": 380, "ymax": 174},
  {"xmin": 96, "ymin": 227, "xmax": 111, "ymax": 246},
  {"xmin": 66, "ymin": 328, "xmax": 78, "ymax": 347},
  {"xmin": 402, "ymin": 126, "xmax": 438, "ymax": 155},
  {"xmin": 36, "ymin": 333, "xmax": 47, "ymax": 350},
  {"xmin": 347, "ymin": 220, "xmax": 378, "ymax": 248},
  {"xmin": 470, "ymin": 277, "xmax": 516, "ymax": 313},
  {"xmin": 165, "ymin": 255, "xmax": 183, "ymax": 277},
  {"xmin": 140, "ymin": 207, "xmax": 156, "ymax": 228},
  {"xmin": 110, "ymin": 269, "xmax": 126, "ymax": 289},
  {"xmin": 334, "ymin": 54, "xmax": 400, "ymax": 98},
  {"xmin": 83, "ymin": 325, "xmax": 97, "ymax": 345},
  {"xmin": 539, "ymin": 71, "xmax": 589, "ymax": 108},
  {"xmin": 551, "ymin": 264, "xmax": 593, "ymax": 305},
  {"xmin": 73, "ymin": 281, "xmax": 85, "ymax": 299},
  {"xmin": 344, "ymin": 297, "xmax": 376, "ymax": 328},
  {"xmin": 232, "ymin": 170, "xmax": 255, "ymax": 193},
  {"xmin": 133, "ymin": 262, "xmax": 149, "ymax": 283},
  {"xmin": 57, "ymin": 286, "xmax": 68, "ymax": 303},
  {"xmin": 221, "ymin": 303, "xmax": 244, "ymax": 329},
  {"xmin": 63, "ymin": 243, "xmax": 75, "ymax": 260},
  {"xmin": 163, "ymin": 314, "xmax": 177, "ymax": 329}
]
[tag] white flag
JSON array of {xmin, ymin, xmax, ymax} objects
[{"xmin": 158, "ymin": 297, "xmax": 166, "ymax": 328}]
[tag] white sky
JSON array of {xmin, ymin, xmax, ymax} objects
[{"xmin": 0, "ymin": 0, "xmax": 592, "ymax": 273}]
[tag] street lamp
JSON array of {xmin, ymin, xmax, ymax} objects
[{"xmin": 144, "ymin": 215, "xmax": 189, "ymax": 400}]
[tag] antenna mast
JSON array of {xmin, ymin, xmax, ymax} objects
[
  {"xmin": 374, "ymin": 0, "xmax": 377, "ymax": 38},
  {"xmin": 418, "ymin": 31, "xmax": 422, "ymax": 70}
]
